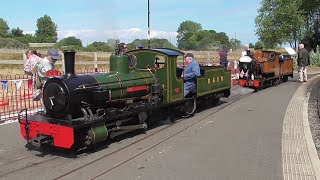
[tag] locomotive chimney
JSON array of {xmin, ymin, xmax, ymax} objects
[{"xmin": 63, "ymin": 50, "xmax": 76, "ymax": 79}]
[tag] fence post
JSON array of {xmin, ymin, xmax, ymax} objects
[
  {"xmin": 94, "ymin": 52, "xmax": 98, "ymax": 72},
  {"xmin": 22, "ymin": 50, "xmax": 27, "ymax": 61}
]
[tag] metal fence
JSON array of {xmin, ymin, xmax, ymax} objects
[
  {"xmin": 0, "ymin": 74, "xmax": 42, "ymax": 123},
  {"xmin": 0, "ymin": 68, "xmax": 109, "ymax": 124}
]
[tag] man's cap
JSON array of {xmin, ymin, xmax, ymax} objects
[
  {"xmin": 47, "ymin": 49, "xmax": 60, "ymax": 60},
  {"xmin": 185, "ymin": 53, "xmax": 194, "ymax": 58},
  {"xmin": 137, "ymin": 44, "xmax": 143, "ymax": 48}
]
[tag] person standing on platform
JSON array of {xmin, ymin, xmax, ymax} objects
[
  {"xmin": 297, "ymin": 43, "xmax": 310, "ymax": 82},
  {"xmin": 218, "ymin": 45, "xmax": 228, "ymax": 69}
]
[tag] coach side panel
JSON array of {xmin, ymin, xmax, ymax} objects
[{"xmin": 197, "ymin": 67, "xmax": 231, "ymax": 96}]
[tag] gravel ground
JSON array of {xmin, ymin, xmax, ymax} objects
[{"xmin": 308, "ymin": 80, "xmax": 320, "ymax": 158}]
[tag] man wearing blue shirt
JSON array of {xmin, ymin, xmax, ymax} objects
[{"xmin": 183, "ymin": 53, "xmax": 201, "ymax": 97}]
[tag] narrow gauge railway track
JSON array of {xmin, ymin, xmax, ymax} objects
[
  {"xmin": 0, "ymin": 155, "xmax": 31, "ymax": 167},
  {"xmin": 53, "ymin": 94, "xmax": 246, "ymax": 180},
  {"xmin": 0, "ymin": 157, "xmax": 60, "ymax": 178}
]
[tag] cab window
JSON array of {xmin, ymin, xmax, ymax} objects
[
  {"xmin": 155, "ymin": 55, "xmax": 166, "ymax": 69},
  {"xmin": 129, "ymin": 55, "xmax": 137, "ymax": 68}
]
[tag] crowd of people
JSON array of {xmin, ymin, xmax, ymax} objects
[{"xmin": 24, "ymin": 49, "xmax": 60, "ymax": 101}]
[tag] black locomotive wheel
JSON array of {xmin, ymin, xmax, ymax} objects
[
  {"xmin": 266, "ymin": 79, "xmax": 272, "ymax": 87},
  {"xmin": 167, "ymin": 109, "xmax": 177, "ymax": 123},
  {"xmin": 183, "ymin": 99, "xmax": 196, "ymax": 117},
  {"xmin": 202, "ymin": 96, "xmax": 212, "ymax": 108},
  {"xmin": 282, "ymin": 76, "xmax": 288, "ymax": 82},
  {"xmin": 211, "ymin": 97, "xmax": 220, "ymax": 106},
  {"xmin": 254, "ymin": 80, "xmax": 264, "ymax": 92}
]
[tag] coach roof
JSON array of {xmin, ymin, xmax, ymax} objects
[{"xmin": 127, "ymin": 48, "xmax": 184, "ymax": 57}]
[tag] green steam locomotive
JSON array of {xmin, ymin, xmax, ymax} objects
[{"xmin": 19, "ymin": 48, "xmax": 231, "ymax": 150}]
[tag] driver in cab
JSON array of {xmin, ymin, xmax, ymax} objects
[{"xmin": 182, "ymin": 53, "xmax": 200, "ymax": 97}]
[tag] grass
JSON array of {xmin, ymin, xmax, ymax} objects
[{"xmin": 0, "ymin": 53, "xmax": 23, "ymax": 60}]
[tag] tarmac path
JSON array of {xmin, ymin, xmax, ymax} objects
[
  {"xmin": 0, "ymin": 74, "xmax": 319, "ymax": 180},
  {"xmin": 93, "ymin": 79, "xmax": 302, "ymax": 180}
]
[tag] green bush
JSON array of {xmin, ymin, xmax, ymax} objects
[
  {"xmin": 56, "ymin": 45, "xmax": 83, "ymax": 51},
  {"xmin": 0, "ymin": 37, "xmax": 28, "ymax": 49},
  {"xmin": 310, "ymin": 46, "xmax": 320, "ymax": 67}
]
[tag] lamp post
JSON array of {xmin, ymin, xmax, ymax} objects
[
  {"xmin": 148, "ymin": 0, "xmax": 150, "ymax": 49},
  {"xmin": 234, "ymin": 32, "xmax": 237, "ymax": 51}
]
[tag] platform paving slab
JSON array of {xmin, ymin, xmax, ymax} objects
[{"xmin": 282, "ymin": 74, "xmax": 320, "ymax": 180}]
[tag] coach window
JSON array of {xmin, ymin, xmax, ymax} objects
[{"xmin": 269, "ymin": 52, "xmax": 275, "ymax": 60}]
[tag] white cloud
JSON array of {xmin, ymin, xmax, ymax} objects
[
  {"xmin": 58, "ymin": 28, "xmax": 178, "ymax": 46},
  {"xmin": 59, "ymin": 30, "xmax": 96, "ymax": 39},
  {"xmin": 23, "ymin": 28, "xmax": 178, "ymax": 46},
  {"xmin": 23, "ymin": 31, "xmax": 35, "ymax": 35}
]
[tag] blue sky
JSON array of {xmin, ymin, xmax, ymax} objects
[{"xmin": 0, "ymin": 0, "xmax": 261, "ymax": 46}]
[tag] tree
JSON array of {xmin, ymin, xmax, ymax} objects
[
  {"xmin": 176, "ymin": 20, "xmax": 232, "ymax": 50},
  {"xmin": 177, "ymin": 20, "xmax": 202, "ymax": 50},
  {"xmin": 106, "ymin": 39, "xmax": 119, "ymax": 50},
  {"xmin": 35, "ymin": 14, "xmax": 58, "ymax": 43},
  {"xmin": 249, "ymin": 43, "xmax": 255, "ymax": 48},
  {"xmin": 0, "ymin": 18, "xmax": 9, "ymax": 37},
  {"xmin": 254, "ymin": 41, "xmax": 265, "ymax": 49},
  {"xmin": 230, "ymin": 38, "xmax": 241, "ymax": 50},
  {"xmin": 188, "ymin": 30, "xmax": 221, "ymax": 50},
  {"xmin": 255, "ymin": 0, "xmax": 305, "ymax": 48},
  {"xmin": 86, "ymin": 41, "xmax": 112, "ymax": 52},
  {"xmin": 56, "ymin": 36, "xmax": 83, "ymax": 47},
  {"xmin": 14, "ymin": 34, "xmax": 37, "ymax": 44},
  {"xmin": 188, "ymin": 31, "xmax": 211, "ymax": 50},
  {"xmin": 299, "ymin": 0, "xmax": 320, "ymax": 51},
  {"xmin": 0, "ymin": 37, "xmax": 26, "ymax": 49},
  {"xmin": 128, "ymin": 38, "xmax": 176, "ymax": 50},
  {"xmin": 10, "ymin": 27, "xmax": 23, "ymax": 37},
  {"xmin": 215, "ymin": 32, "xmax": 231, "ymax": 47}
]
